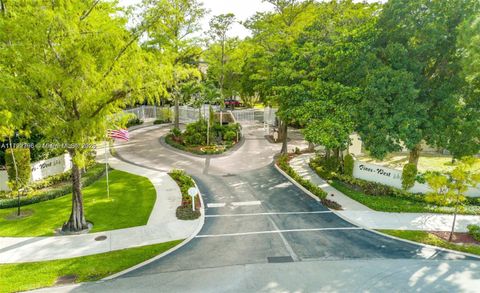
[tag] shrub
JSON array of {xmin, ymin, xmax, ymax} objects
[
  {"xmin": 153, "ymin": 119, "xmax": 169, "ymax": 125},
  {"xmin": 343, "ymin": 154, "xmax": 354, "ymax": 176},
  {"xmin": 126, "ymin": 116, "xmax": 143, "ymax": 128},
  {"xmin": 5, "ymin": 148, "xmax": 31, "ymax": 191},
  {"xmin": 467, "ymin": 224, "xmax": 480, "ymax": 241},
  {"xmin": 402, "ymin": 163, "xmax": 418, "ymax": 190},
  {"xmin": 224, "ymin": 131, "xmax": 236, "ymax": 142},
  {"xmin": 277, "ymin": 155, "xmax": 330, "ymax": 201},
  {"xmin": 170, "ymin": 127, "xmax": 182, "ymax": 138},
  {"xmin": 185, "ymin": 133, "xmax": 205, "ymax": 146}
]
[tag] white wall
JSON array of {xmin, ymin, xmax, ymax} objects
[
  {"xmin": 353, "ymin": 160, "xmax": 480, "ymax": 197},
  {"xmin": 0, "ymin": 171, "xmax": 8, "ymax": 191},
  {"xmin": 1, "ymin": 153, "xmax": 72, "ymax": 191}
]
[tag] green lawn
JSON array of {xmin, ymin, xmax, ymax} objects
[
  {"xmin": 0, "ymin": 240, "xmax": 182, "ymax": 293},
  {"xmin": 0, "ymin": 170, "xmax": 156, "ymax": 236},
  {"xmin": 330, "ymin": 180, "xmax": 480, "ymax": 215},
  {"xmin": 379, "ymin": 230, "xmax": 480, "ymax": 256}
]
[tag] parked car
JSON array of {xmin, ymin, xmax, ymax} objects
[{"xmin": 224, "ymin": 99, "xmax": 242, "ymax": 107}]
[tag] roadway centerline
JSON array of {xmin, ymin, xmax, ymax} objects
[
  {"xmin": 196, "ymin": 227, "xmax": 363, "ymax": 238},
  {"xmin": 205, "ymin": 211, "xmax": 333, "ymax": 217}
]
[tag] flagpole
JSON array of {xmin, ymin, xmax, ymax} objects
[{"xmin": 104, "ymin": 139, "xmax": 110, "ymax": 199}]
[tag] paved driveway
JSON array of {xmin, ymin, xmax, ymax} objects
[{"xmin": 46, "ymin": 123, "xmax": 480, "ymax": 292}]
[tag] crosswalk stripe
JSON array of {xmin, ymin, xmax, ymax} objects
[{"xmin": 196, "ymin": 227, "xmax": 362, "ymax": 238}]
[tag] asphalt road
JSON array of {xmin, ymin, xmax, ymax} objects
[{"xmin": 44, "ymin": 123, "xmax": 480, "ymax": 292}]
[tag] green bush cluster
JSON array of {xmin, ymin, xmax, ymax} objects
[
  {"xmin": 467, "ymin": 224, "xmax": 480, "ymax": 241},
  {"xmin": 309, "ymin": 156, "xmax": 340, "ymax": 180},
  {"xmin": 165, "ymin": 121, "xmax": 241, "ymax": 155},
  {"xmin": 343, "ymin": 154, "xmax": 354, "ymax": 176},
  {"xmin": 0, "ymin": 163, "xmax": 106, "ymax": 209},
  {"xmin": 334, "ymin": 173, "xmax": 426, "ymax": 202},
  {"xmin": 276, "ymin": 155, "xmax": 343, "ymax": 211},
  {"xmin": 153, "ymin": 119, "xmax": 169, "ymax": 125},
  {"xmin": 401, "ymin": 163, "xmax": 418, "ymax": 190},
  {"xmin": 126, "ymin": 116, "xmax": 144, "ymax": 128},
  {"xmin": 169, "ymin": 169, "xmax": 201, "ymax": 220},
  {"xmin": 5, "ymin": 148, "xmax": 31, "ymax": 190}
]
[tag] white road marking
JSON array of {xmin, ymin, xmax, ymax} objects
[
  {"xmin": 205, "ymin": 211, "xmax": 332, "ymax": 218},
  {"xmin": 196, "ymin": 227, "xmax": 362, "ymax": 238},
  {"xmin": 267, "ymin": 216, "xmax": 300, "ymax": 262},
  {"xmin": 207, "ymin": 203, "xmax": 227, "ymax": 208},
  {"xmin": 231, "ymin": 201, "xmax": 262, "ymax": 206}
]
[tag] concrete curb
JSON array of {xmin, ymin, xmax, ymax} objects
[
  {"xmin": 274, "ymin": 161, "xmax": 480, "ymax": 261},
  {"xmin": 102, "ymin": 177, "xmax": 206, "ymax": 280},
  {"xmin": 273, "ymin": 163, "xmax": 320, "ymax": 202}
]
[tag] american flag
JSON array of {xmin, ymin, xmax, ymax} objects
[{"xmin": 108, "ymin": 129, "xmax": 129, "ymax": 141}]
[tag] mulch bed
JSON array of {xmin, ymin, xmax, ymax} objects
[
  {"xmin": 430, "ymin": 231, "xmax": 480, "ymax": 245},
  {"xmin": 4, "ymin": 209, "xmax": 34, "ymax": 220}
]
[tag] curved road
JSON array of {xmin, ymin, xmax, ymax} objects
[{"xmin": 57, "ymin": 123, "xmax": 480, "ymax": 292}]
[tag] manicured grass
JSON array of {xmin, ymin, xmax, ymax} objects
[
  {"xmin": 379, "ymin": 230, "xmax": 480, "ymax": 256},
  {"xmin": 0, "ymin": 240, "xmax": 182, "ymax": 293},
  {"xmin": 356, "ymin": 152, "xmax": 480, "ymax": 173},
  {"xmin": 0, "ymin": 170, "xmax": 156, "ymax": 236},
  {"xmin": 330, "ymin": 180, "xmax": 480, "ymax": 215}
]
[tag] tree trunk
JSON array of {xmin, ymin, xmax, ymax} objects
[
  {"xmin": 325, "ymin": 148, "xmax": 331, "ymax": 159},
  {"xmin": 408, "ymin": 144, "xmax": 421, "ymax": 167},
  {"xmin": 449, "ymin": 207, "xmax": 458, "ymax": 242},
  {"xmin": 307, "ymin": 142, "xmax": 315, "ymax": 152},
  {"xmin": 280, "ymin": 121, "xmax": 288, "ymax": 154},
  {"xmin": 62, "ymin": 150, "xmax": 88, "ymax": 232},
  {"xmin": 174, "ymin": 95, "xmax": 180, "ymax": 129}
]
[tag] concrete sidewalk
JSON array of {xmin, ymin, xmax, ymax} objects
[
  {"xmin": 290, "ymin": 154, "xmax": 480, "ymax": 232},
  {"xmin": 0, "ymin": 152, "xmax": 202, "ymax": 264}
]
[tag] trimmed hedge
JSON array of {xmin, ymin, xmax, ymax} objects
[
  {"xmin": 402, "ymin": 163, "xmax": 418, "ymax": 190},
  {"xmin": 277, "ymin": 155, "xmax": 342, "ymax": 210},
  {"xmin": 0, "ymin": 163, "xmax": 106, "ymax": 209},
  {"xmin": 343, "ymin": 154, "xmax": 354, "ymax": 177}
]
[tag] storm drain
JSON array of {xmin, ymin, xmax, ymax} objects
[
  {"xmin": 222, "ymin": 173, "xmax": 236, "ymax": 177},
  {"xmin": 95, "ymin": 235, "xmax": 107, "ymax": 241},
  {"xmin": 267, "ymin": 256, "xmax": 294, "ymax": 263}
]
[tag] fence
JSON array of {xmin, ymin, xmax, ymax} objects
[
  {"xmin": 231, "ymin": 109, "xmax": 255, "ymax": 124},
  {"xmin": 124, "ymin": 105, "xmax": 262, "ymax": 125}
]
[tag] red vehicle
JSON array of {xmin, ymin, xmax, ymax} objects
[{"xmin": 224, "ymin": 99, "xmax": 242, "ymax": 108}]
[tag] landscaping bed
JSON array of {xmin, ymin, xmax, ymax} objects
[
  {"xmin": 379, "ymin": 230, "xmax": 480, "ymax": 257},
  {"xmin": 165, "ymin": 120, "xmax": 241, "ymax": 155},
  {"xmin": 276, "ymin": 154, "xmax": 341, "ymax": 210},
  {"xmin": 0, "ymin": 170, "xmax": 156, "ymax": 236},
  {"xmin": 0, "ymin": 240, "xmax": 182, "ymax": 293},
  {"xmin": 309, "ymin": 155, "xmax": 480, "ymax": 215},
  {"xmin": 169, "ymin": 169, "xmax": 201, "ymax": 220}
]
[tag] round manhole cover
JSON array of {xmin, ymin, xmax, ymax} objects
[{"xmin": 95, "ymin": 235, "xmax": 107, "ymax": 241}]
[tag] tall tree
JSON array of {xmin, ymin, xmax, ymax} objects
[
  {"xmin": 0, "ymin": 0, "xmax": 168, "ymax": 232},
  {"xmin": 208, "ymin": 13, "xmax": 236, "ymax": 100},
  {"xmin": 142, "ymin": 0, "xmax": 206, "ymax": 129},
  {"xmin": 357, "ymin": 0, "xmax": 480, "ymax": 166},
  {"xmin": 246, "ymin": 0, "xmax": 317, "ymax": 154}
]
